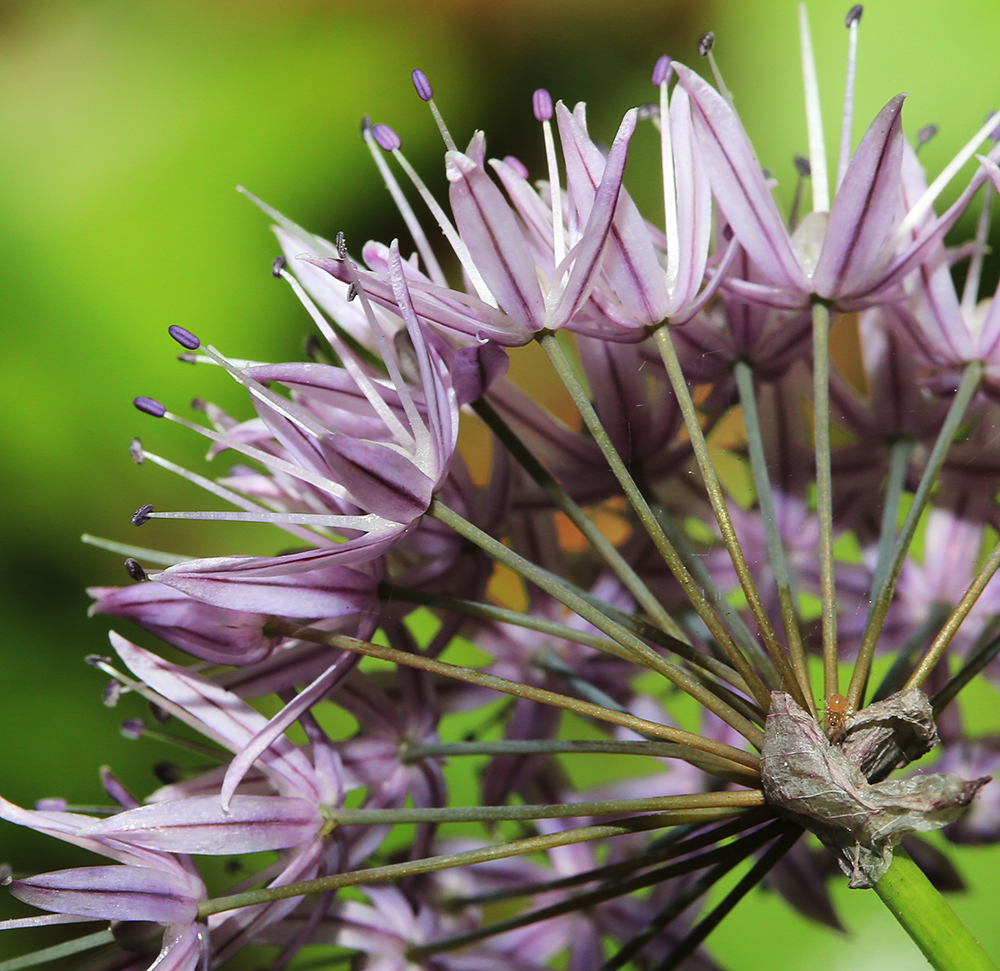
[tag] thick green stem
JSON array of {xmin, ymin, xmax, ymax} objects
[{"xmin": 873, "ymin": 848, "xmax": 997, "ymax": 971}]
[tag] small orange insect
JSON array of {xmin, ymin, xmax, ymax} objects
[{"xmin": 824, "ymin": 692, "xmax": 850, "ymax": 735}]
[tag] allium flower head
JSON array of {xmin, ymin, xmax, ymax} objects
[{"xmin": 11, "ymin": 6, "xmax": 1000, "ymax": 971}]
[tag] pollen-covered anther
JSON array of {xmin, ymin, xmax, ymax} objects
[
  {"xmin": 103, "ymin": 680, "xmax": 122, "ymax": 707},
  {"xmin": 132, "ymin": 504, "xmax": 154, "ymax": 526},
  {"xmin": 134, "ymin": 397, "xmax": 166, "ymax": 418},
  {"xmin": 168, "ymin": 325, "xmax": 201, "ymax": 350},
  {"xmin": 129, "ymin": 438, "xmax": 145, "ymax": 464},
  {"xmin": 698, "ymin": 31, "xmax": 715, "ymax": 56}
]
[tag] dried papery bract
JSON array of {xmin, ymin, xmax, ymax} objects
[{"xmin": 761, "ymin": 692, "xmax": 989, "ymax": 888}]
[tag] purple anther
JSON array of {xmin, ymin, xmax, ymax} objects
[
  {"xmin": 917, "ymin": 124, "xmax": 938, "ymax": 148},
  {"xmin": 121, "ymin": 718, "xmax": 145, "ymax": 740},
  {"xmin": 371, "ymin": 124, "xmax": 401, "ymax": 152},
  {"xmin": 652, "ymin": 55, "xmax": 672, "ymax": 87},
  {"xmin": 124, "ymin": 558, "xmax": 147, "ymax": 582},
  {"xmin": 132, "ymin": 504, "xmax": 154, "ymax": 526},
  {"xmin": 698, "ymin": 32, "xmax": 715, "ymax": 57},
  {"xmin": 794, "ymin": 155, "xmax": 812, "ymax": 176},
  {"xmin": 336, "ymin": 231, "xmax": 347, "ymax": 258},
  {"xmin": 272, "ymin": 256, "xmax": 287, "ymax": 277},
  {"xmin": 129, "ymin": 437, "xmax": 145, "ymax": 464},
  {"xmin": 503, "ymin": 155, "xmax": 529, "ymax": 180},
  {"xmin": 412, "ymin": 69, "xmax": 433, "ymax": 101},
  {"xmin": 103, "ymin": 681, "xmax": 122, "ymax": 707},
  {"xmin": 154, "ymin": 761, "xmax": 181, "ymax": 782},
  {"xmin": 35, "ymin": 798, "xmax": 68, "ymax": 812},
  {"xmin": 134, "ymin": 396, "xmax": 166, "ymax": 418},
  {"xmin": 845, "ymin": 4, "xmax": 863, "ymax": 28},
  {"xmin": 168, "ymin": 324, "xmax": 200, "ymax": 350},
  {"xmin": 532, "ymin": 89, "xmax": 553, "ymax": 123}
]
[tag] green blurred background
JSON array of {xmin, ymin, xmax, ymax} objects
[{"xmin": 2, "ymin": 0, "xmax": 1000, "ymax": 967}]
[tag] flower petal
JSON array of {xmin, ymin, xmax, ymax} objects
[
  {"xmin": 81, "ymin": 795, "xmax": 323, "ymax": 855},
  {"xmin": 10, "ymin": 865, "xmax": 199, "ymax": 924}
]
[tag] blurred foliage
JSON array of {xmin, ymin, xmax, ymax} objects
[{"xmin": 2, "ymin": 0, "xmax": 1000, "ymax": 967}]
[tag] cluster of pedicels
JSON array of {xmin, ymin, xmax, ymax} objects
[{"xmin": 7, "ymin": 6, "xmax": 1000, "ymax": 970}]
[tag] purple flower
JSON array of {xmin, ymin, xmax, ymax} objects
[
  {"xmin": 675, "ymin": 63, "xmax": 1000, "ymax": 311},
  {"xmin": 0, "ymin": 795, "xmax": 210, "ymax": 971}
]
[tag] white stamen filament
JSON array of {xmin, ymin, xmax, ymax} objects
[
  {"xmin": 836, "ymin": 7, "xmax": 860, "ymax": 189},
  {"xmin": 81, "ymin": 534, "xmax": 189, "ymax": 567},
  {"xmin": 279, "ymin": 269, "xmax": 416, "ymax": 449},
  {"xmin": 198, "ymin": 342, "xmax": 351, "ymax": 450},
  {"xmin": 659, "ymin": 74, "xmax": 681, "ymax": 291},
  {"xmin": 363, "ymin": 128, "xmax": 448, "ymax": 287},
  {"xmin": 179, "ymin": 354, "xmax": 267, "ymax": 369},
  {"xmin": 896, "ymin": 111, "xmax": 1000, "ymax": 240},
  {"xmin": 93, "ymin": 653, "xmax": 239, "ymax": 752},
  {"xmin": 704, "ymin": 47, "xmax": 734, "ymax": 109},
  {"xmin": 145, "ymin": 509, "xmax": 394, "ymax": 530},
  {"xmin": 799, "ymin": 3, "xmax": 830, "ymax": 213},
  {"xmin": 961, "ymin": 180, "xmax": 994, "ymax": 318},
  {"xmin": 541, "ymin": 118, "xmax": 567, "ymax": 271},
  {"xmin": 161, "ymin": 409, "xmax": 350, "ymax": 501},
  {"xmin": 390, "ymin": 147, "xmax": 498, "ymax": 307},
  {"xmin": 427, "ymin": 97, "xmax": 458, "ymax": 154},
  {"xmin": 336, "ymin": 250, "xmax": 432, "ymax": 461},
  {"xmin": 140, "ymin": 447, "xmax": 338, "ymax": 546},
  {"xmin": 237, "ymin": 185, "xmax": 340, "ymax": 259}
]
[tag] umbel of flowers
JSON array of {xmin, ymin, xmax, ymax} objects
[{"xmin": 6, "ymin": 5, "xmax": 1000, "ymax": 970}]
